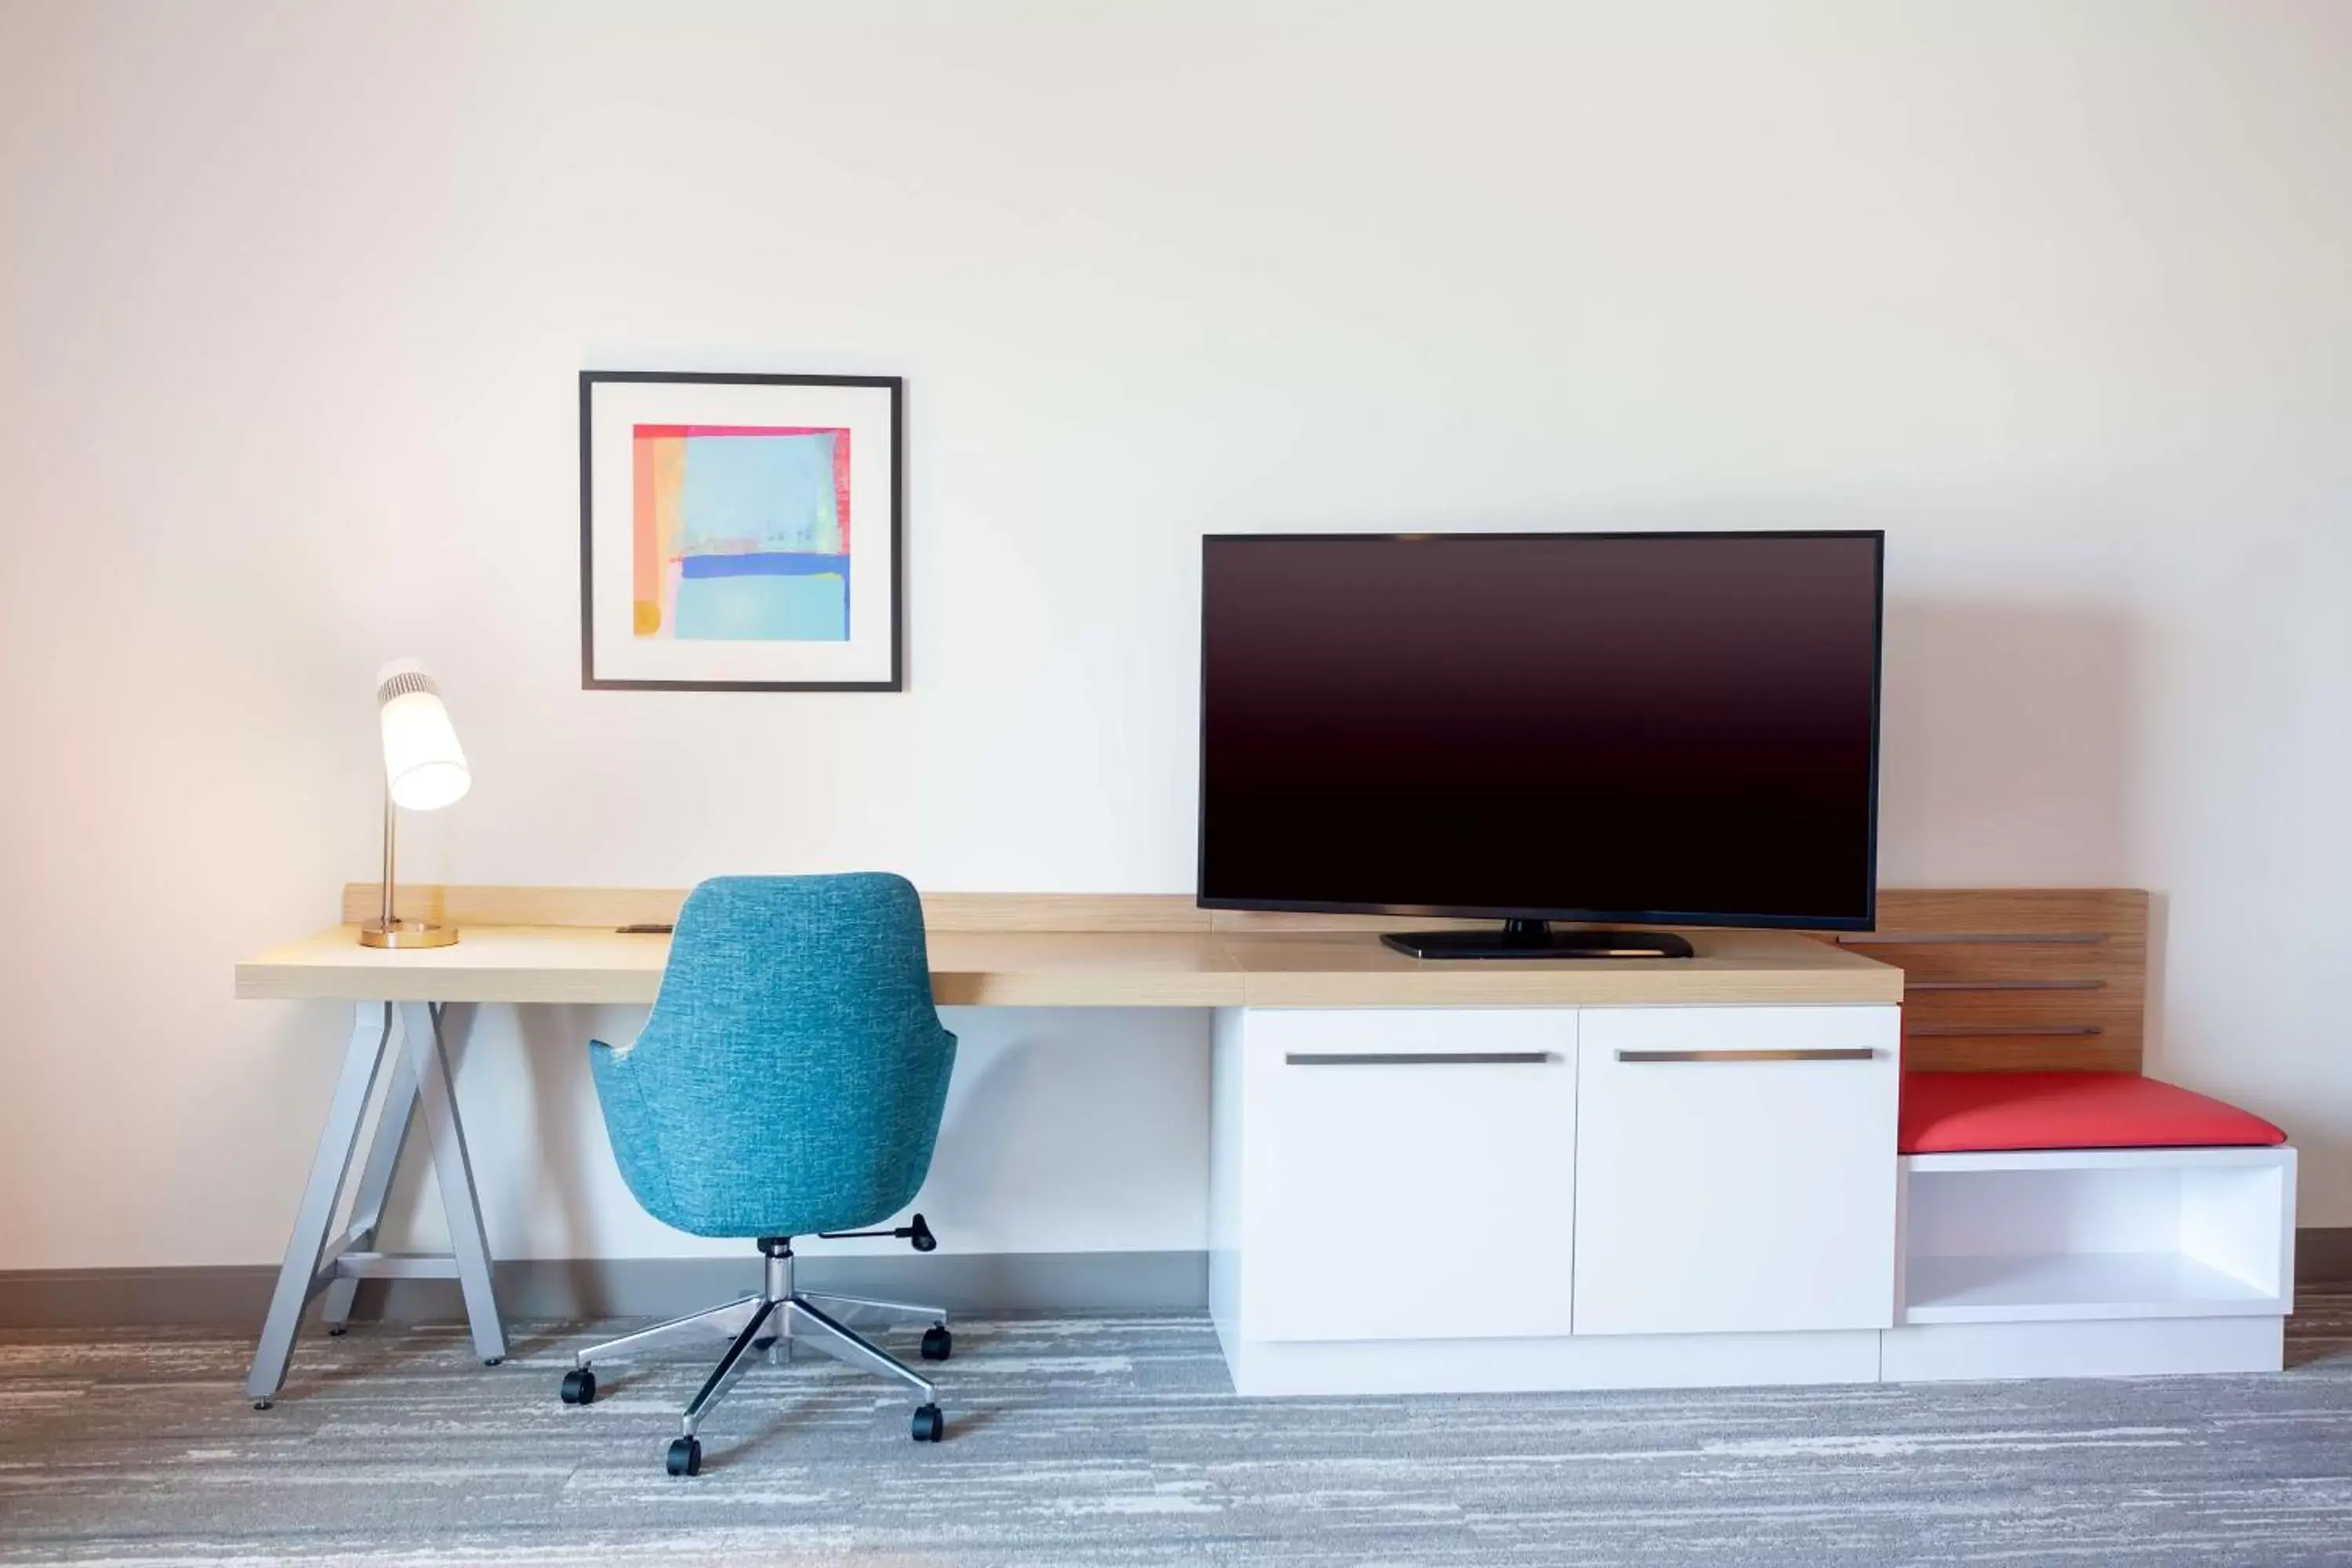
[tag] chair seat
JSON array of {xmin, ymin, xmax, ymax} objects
[{"xmin": 1899, "ymin": 1071, "xmax": 2286, "ymax": 1155}]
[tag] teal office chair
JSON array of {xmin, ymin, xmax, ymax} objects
[{"xmin": 561, "ymin": 873, "xmax": 960, "ymax": 1475}]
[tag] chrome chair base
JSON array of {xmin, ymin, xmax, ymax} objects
[{"xmin": 561, "ymin": 1240, "xmax": 950, "ymax": 1470}]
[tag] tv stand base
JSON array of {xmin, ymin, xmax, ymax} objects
[{"xmin": 1381, "ymin": 920, "xmax": 1695, "ymax": 960}]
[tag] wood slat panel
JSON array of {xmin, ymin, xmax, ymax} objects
[
  {"xmin": 1903, "ymin": 1036, "xmax": 2143, "ymax": 1074},
  {"xmin": 1849, "ymin": 937, "xmax": 2141, "ymax": 988},
  {"xmin": 1209, "ymin": 909, "xmax": 1495, "ymax": 934},
  {"xmin": 343, "ymin": 885, "xmax": 1210, "ymax": 934},
  {"xmin": 345, "ymin": 885, "xmax": 1590, "ymax": 934},
  {"xmin": 1899, "ymin": 987, "xmax": 2143, "ymax": 1036},
  {"xmin": 343, "ymin": 884, "xmax": 681, "ymax": 928},
  {"xmin": 924, "ymin": 894, "xmax": 1207, "ymax": 933},
  {"xmin": 1825, "ymin": 888, "xmax": 2148, "ymax": 1075},
  {"xmin": 1862, "ymin": 887, "xmax": 2149, "ymax": 936}
]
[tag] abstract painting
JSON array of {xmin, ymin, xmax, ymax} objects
[
  {"xmin": 633, "ymin": 425, "xmax": 851, "ymax": 642},
  {"xmin": 582, "ymin": 373, "xmax": 901, "ymax": 690}
]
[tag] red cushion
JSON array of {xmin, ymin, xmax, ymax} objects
[{"xmin": 1900, "ymin": 1072, "xmax": 2286, "ymax": 1155}]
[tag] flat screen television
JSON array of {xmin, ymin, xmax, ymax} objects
[{"xmin": 1197, "ymin": 531, "xmax": 1884, "ymax": 957}]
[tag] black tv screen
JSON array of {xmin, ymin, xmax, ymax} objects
[{"xmin": 1197, "ymin": 531, "xmax": 1883, "ymax": 931}]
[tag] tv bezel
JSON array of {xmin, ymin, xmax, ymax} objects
[{"xmin": 1194, "ymin": 528, "xmax": 1886, "ymax": 934}]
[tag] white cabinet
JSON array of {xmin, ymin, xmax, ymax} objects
[
  {"xmin": 1208, "ymin": 994, "xmax": 2281, "ymax": 1394},
  {"xmin": 1210, "ymin": 1000, "xmax": 1907, "ymax": 1393},
  {"xmin": 1228, "ymin": 1008, "xmax": 1578, "ymax": 1341},
  {"xmin": 1570, "ymin": 1006, "xmax": 1901, "ymax": 1336}
]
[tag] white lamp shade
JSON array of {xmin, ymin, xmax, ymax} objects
[{"xmin": 376, "ymin": 660, "xmax": 470, "ymax": 811}]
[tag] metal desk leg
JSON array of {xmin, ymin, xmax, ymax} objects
[
  {"xmin": 246, "ymin": 1003, "xmax": 393, "ymax": 1407},
  {"xmin": 319, "ymin": 1043, "xmax": 419, "ymax": 1334},
  {"xmin": 398, "ymin": 1000, "xmax": 507, "ymax": 1365},
  {"xmin": 247, "ymin": 1000, "xmax": 510, "ymax": 1404}
]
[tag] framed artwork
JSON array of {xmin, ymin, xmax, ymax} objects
[{"xmin": 579, "ymin": 371, "xmax": 902, "ymax": 691}]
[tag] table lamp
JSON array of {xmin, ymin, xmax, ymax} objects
[{"xmin": 360, "ymin": 659, "xmax": 470, "ymax": 949}]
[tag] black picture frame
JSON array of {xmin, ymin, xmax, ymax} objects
[{"xmin": 579, "ymin": 370, "xmax": 904, "ymax": 691}]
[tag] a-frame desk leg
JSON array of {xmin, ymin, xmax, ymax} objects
[
  {"xmin": 398, "ymin": 1000, "xmax": 506, "ymax": 1366},
  {"xmin": 319, "ymin": 1036, "xmax": 416, "ymax": 1334},
  {"xmin": 245, "ymin": 1000, "xmax": 508, "ymax": 1407}
]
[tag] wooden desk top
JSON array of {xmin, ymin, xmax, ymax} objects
[{"xmin": 237, "ymin": 889, "xmax": 1902, "ymax": 1008}]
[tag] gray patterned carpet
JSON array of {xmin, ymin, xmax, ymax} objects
[{"xmin": 3, "ymin": 1297, "xmax": 2350, "ymax": 1566}]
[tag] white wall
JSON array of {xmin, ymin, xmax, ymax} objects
[{"xmin": 2, "ymin": 0, "xmax": 2347, "ymax": 1270}]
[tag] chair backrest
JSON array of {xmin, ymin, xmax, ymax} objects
[{"xmin": 589, "ymin": 873, "xmax": 958, "ymax": 1240}]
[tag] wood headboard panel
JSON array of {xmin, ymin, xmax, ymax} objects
[
  {"xmin": 339, "ymin": 883, "xmax": 2147, "ymax": 1073},
  {"xmin": 1821, "ymin": 889, "xmax": 2147, "ymax": 1074}
]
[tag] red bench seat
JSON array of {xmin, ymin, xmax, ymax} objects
[{"xmin": 1899, "ymin": 1071, "xmax": 2286, "ymax": 1156}]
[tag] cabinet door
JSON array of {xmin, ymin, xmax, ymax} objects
[
  {"xmin": 1572, "ymin": 1007, "xmax": 1900, "ymax": 1337},
  {"xmin": 1240, "ymin": 1008, "xmax": 1577, "ymax": 1342}
]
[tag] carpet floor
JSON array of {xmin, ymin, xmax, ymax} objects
[{"xmin": 3, "ymin": 1296, "xmax": 2350, "ymax": 1566}]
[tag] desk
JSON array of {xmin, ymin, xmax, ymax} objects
[
  {"xmin": 234, "ymin": 886, "xmax": 1899, "ymax": 1404},
  {"xmin": 238, "ymin": 924, "xmax": 1896, "ymax": 1007}
]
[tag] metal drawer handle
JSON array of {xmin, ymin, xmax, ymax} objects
[
  {"xmin": 1615, "ymin": 1047, "xmax": 1878, "ymax": 1063},
  {"xmin": 1284, "ymin": 1051, "xmax": 1557, "ymax": 1066}
]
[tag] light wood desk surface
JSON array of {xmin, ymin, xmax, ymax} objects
[{"xmin": 237, "ymin": 887, "xmax": 1903, "ymax": 1008}]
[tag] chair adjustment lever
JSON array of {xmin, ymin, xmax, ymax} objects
[{"xmin": 818, "ymin": 1213, "xmax": 938, "ymax": 1252}]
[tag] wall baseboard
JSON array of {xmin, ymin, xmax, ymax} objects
[
  {"xmin": 5, "ymin": 1236, "xmax": 2346, "ymax": 1330},
  {"xmin": 0, "ymin": 1250, "xmax": 1210, "ymax": 1330},
  {"xmin": 2299, "ymin": 1228, "xmax": 2352, "ymax": 1289}
]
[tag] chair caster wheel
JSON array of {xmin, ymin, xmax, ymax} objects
[
  {"xmin": 911, "ymin": 1403, "xmax": 946, "ymax": 1443},
  {"xmin": 921, "ymin": 1324, "xmax": 952, "ymax": 1361},
  {"xmin": 559, "ymin": 1368, "xmax": 597, "ymax": 1406},
  {"xmin": 666, "ymin": 1436, "xmax": 702, "ymax": 1476},
  {"xmin": 252, "ymin": 1399, "xmax": 274, "ymax": 1411}
]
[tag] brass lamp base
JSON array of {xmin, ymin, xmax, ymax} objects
[{"xmin": 358, "ymin": 919, "xmax": 459, "ymax": 950}]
